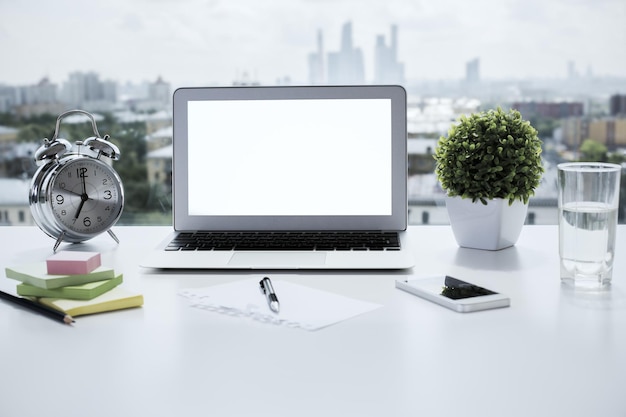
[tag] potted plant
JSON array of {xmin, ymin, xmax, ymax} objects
[{"xmin": 434, "ymin": 107, "xmax": 544, "ymax": 250}]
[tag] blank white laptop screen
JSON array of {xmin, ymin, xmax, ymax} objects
[
  {"xmin": 171, "ymin": 85, "xmax": 408, "ymax": 233},
  {"xmin": 187, "ymin": 99, "xmax": 392, "ymax": 217}
]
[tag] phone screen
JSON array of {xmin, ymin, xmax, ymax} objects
[{"xmin": 439, "ymin": 276, "xmax": 498, "ymax": 300}]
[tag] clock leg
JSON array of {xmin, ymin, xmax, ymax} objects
[
  {"xmin": 107, "ymin": 229, "xmax": 120, "ymax": 244},
  {"xmin": 53, "ymin": 232, "xmax": 65, "ymax": 253}
]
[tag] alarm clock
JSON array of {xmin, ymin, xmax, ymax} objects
[{"xmin": 29, "ymin": 110, "xmax": 124, "ymax": 252}]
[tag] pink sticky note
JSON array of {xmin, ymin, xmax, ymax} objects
[{"xmin": 46, "ymin": 251, "xmax": 102, "ymax": 275}]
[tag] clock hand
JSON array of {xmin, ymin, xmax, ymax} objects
[
  {"xmin": 80, "ymin": 169, "xmax": 88, "ymax": 196},
  {"xmin": 74, "ymin": 169, "xmax": 91, "ymax": 219},
  {"xmin": 73, "ymin": 193, "xmax": 95, "ymax": 218},
  {"xmin": 74, "ymin": 195, "xmax": 87, "ymax": 219},
  {"xmin": 62, "ymin": 188, "xmax": 82, "ymax": 198}
]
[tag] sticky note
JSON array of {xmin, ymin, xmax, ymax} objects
[{"xmin": 46, "ymin": 251, "xmax": 102, "ymax": 275}]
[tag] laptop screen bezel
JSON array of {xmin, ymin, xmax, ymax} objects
[{"xmin": 172, "ymin": 85, "xmax": 407, "ymax": 232}]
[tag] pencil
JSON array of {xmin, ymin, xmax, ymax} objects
[{"xmin": 0, "ymin": 290, "xmax": 75, "ymax": 325}]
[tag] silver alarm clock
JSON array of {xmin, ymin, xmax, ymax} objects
[{"xmin": 29, "ymin": 110, "xmax": 124, "ymax": 251}]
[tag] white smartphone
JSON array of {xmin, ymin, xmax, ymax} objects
[{"xmin": 395, "ymin": 275, "xmax": 510, "ymax": 313}]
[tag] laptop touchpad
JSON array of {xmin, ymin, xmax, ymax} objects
[{"xmin": 228, "ymin": 252, "xmax": 327, "ymax": 267}]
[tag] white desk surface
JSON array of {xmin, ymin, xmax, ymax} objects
[{"xmin": 1, "ymin": 225, "xmax": 625, "ymax": 417}]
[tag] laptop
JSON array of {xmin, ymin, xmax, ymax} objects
[{"xmin": 141, "ymin": 85, "xmax": 414, "ymax": 269}]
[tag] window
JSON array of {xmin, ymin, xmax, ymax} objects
[{"xmin": 1, "ymin": 0, "xmax": 625, "ymax": 225}]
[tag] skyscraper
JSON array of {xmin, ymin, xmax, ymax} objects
[
  {"xmin": 567, "ymin": 61, "xmax": 578, "ymax": 79},
  {"xmin": 374, "ymin": 25, "xmax": 405, "ymax": 85},
  {"xmin": 327, "ymin": 22, "xmax": 365, "ymax": 85},
  {"xmin": 308, "ymin": 29, "xmax": 325, "ymax": 84},
  {"xmin": 465, "ymin": 58, "xmax": 480, "ymax": 84}
]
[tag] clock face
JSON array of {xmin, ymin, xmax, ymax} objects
[{"xmin": 49, "ymin": 158, "xmax": 124, "ymax": 235}]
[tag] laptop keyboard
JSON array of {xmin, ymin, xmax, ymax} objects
[{"xmin": 165, "ymin": 231, "xmax": 401, "ymax": 252}]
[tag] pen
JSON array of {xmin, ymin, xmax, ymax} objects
[
  {"xmin": 0, "ymin": 290, "xmax": 75, "ymax": 325},
  {"xmin": 259, "ymin": 277, "xmax": 280, "ymax": 313}
]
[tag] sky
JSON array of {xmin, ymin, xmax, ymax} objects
[{"xmin": 1, "ymin": 0, "xmax": 625, "ymax": 87}]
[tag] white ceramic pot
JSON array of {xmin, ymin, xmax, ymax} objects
[{"xmin": 445, "ymin": 196, "xmax": 529, "ymax": 250}]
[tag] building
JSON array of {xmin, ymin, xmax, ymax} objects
[
  {"xmin": 374, "ymin": 25, "xmax": 405, "ymax": 85},
  {"xmin": 610, "ymin": 94, "xmax": 626, "ymax": 116},
  {"xmin": 0, "ymin": 125, "xmax": 18, "ymax": 143},
  {"xmin": 462, "ymin": 57, "xmax": 481, "ymax": 95},
  {"xmin": 562, "ymin": 117, "xmax": 626, "ymax": 150},
  {"xmin": 561, "ymin": 117, "xmax": 590, "ymax": 150},
  {"xmin": 0, "ymin": 126, "xmax": 28, "ymax": 178},
  {"xmin": 146, "ymin": 144, "xmax": 172, "ymax": 191},
  {"xmin": 309, "ymin": 23, "xmax": 404, "ymax": 85},
  {"xmin": 16, "ymin": 77, "xmax": 57, "ymax": 105},
  {"xmin": 327, "ymin": 22, "xmax": 365, "ymax": 85},
  {"xmin": 0, "ymin": 141, "xmax": 38, "ymax": 178},
  {"xmin": 148, "ymin": 77, "xmax": 171, "ymax": 105},
  {"xmin": 588, "ymin": 118, "xmax": 626, "ymax": 149},
  {"xmin": 112, "ymin": 110, "xmax": 172, "ymax": 135},
  {"xmin": 408, "ymin": 138, "xmax": 437, "ymax": 175},
  {"xmin": 61, "ymin": 71, "xmax": 117, "ymax": 112},
  {"xmin": 513, "ymin": 101, "xmax": 584, "ymax": 119},
  {"xmin": 0, "ymin": 125, "xmax": 21, "ymax": 177},
  {"xmin": 145, "ymin": 125, "xmax": 172, "ymax": 151},
  {"xmin": 567, "ymin": 60, "xmax": 579, "ymax": 79},
  {"xmin": 127, "ymin": 77, "xmax": 172, "ymax": 112},
  {"xmin": 308, "ymin": 30, "xmax": 325, "ymax": 85},
  {"xmin": 406, "ymin": 97, "xmax": 480, "ymax": 138},
  {"xmin": 0, "ymin": 78, "xmax": 66, "ymax": 117},
  {"xmin": 0, "ymin": 178, "xmax": 33, "ymax": 226},
  {"xmin": 465, "ymin": 58, "xmax": 480, "ymax": 84},
  {"xmin": 0, "ymin": 85, "xmax": 16, "ymax": 113}
]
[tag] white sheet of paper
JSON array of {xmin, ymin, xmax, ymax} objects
[{"xmin": 179, "ymin": 279, "xmax": 382, "ymax": 331}]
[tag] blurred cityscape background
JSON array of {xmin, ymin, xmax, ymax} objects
[{"xmin": 1, "ymin": 17, "xmax": 625, "ymax": 226}]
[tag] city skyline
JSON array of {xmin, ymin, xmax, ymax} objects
[{"xmin": 1, "ymin": 0, "xmax": 626, "ymax": 87}]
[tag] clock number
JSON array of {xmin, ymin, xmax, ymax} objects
[
  {"xmin": 56, "ymin": 195, "xmax": 64, "ymax": 205},
  {"xmin": 102, "ymin": 178, "xmax": 108, "ymax": 185},
  {"xmin": 83, "ymin": 217, "xmax": 91, "ymax": 227},
  {"xmin": 77, "ymin": 167, "xmax": 88, "ymax": 178},
  {"xmin": 104, "ymin": 190, "xmax": 112, "ymax": 200},
  {"xmin": 61, "ymin": 210, "xmax": 67, "ymax": 216}
]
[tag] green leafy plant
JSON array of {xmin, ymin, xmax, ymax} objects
[{"xmin": 434, "ymin": 107, "xmax": 544, "ymax": 205}]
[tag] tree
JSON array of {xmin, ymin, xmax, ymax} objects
[
  {"xmin": 527, "ymin": 115, "xmax": 560, "ymax": 140},
  {"xmin": 17, "ymin": 123, "xmax": 53, "ymax": 142},
  {"xmin": 578, "ymin": 139, "xmax": 608, "ymax": 162}
]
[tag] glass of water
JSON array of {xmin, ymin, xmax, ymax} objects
[{"xmin": 557, "ymin": 162, "xmax": 622, "ymax": 289}]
